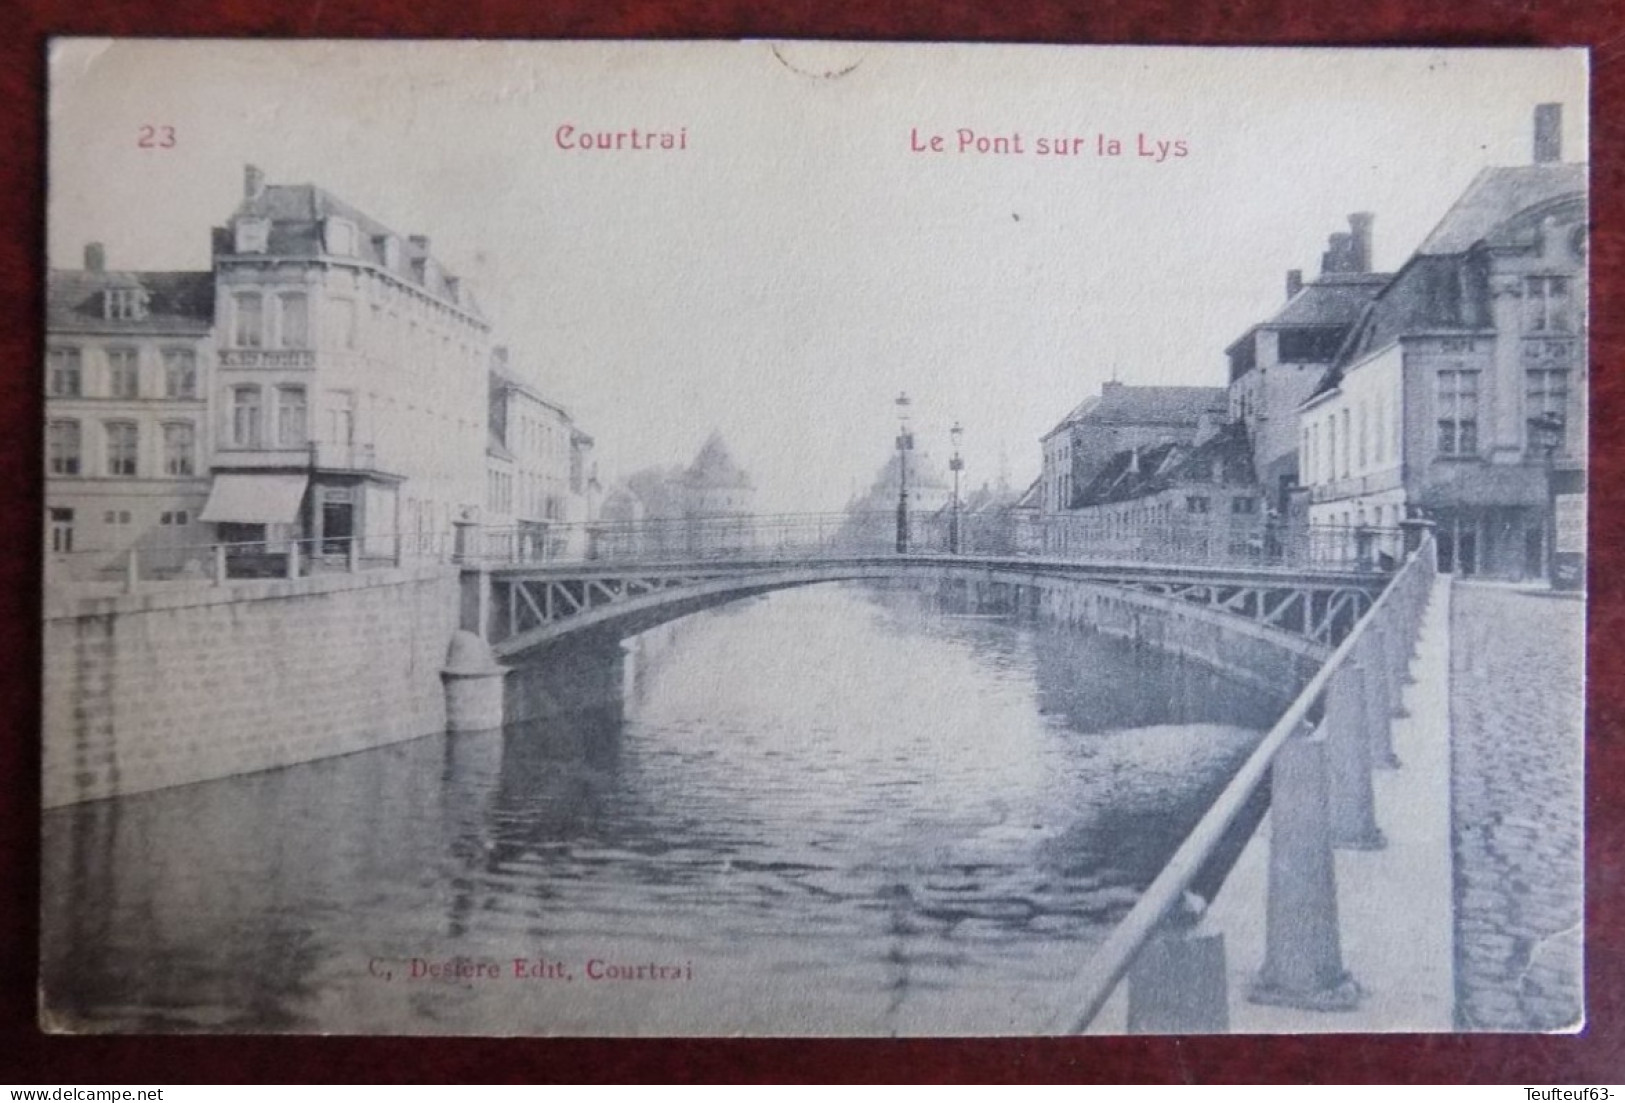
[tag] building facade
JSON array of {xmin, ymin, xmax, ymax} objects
[
  {"xmin": 45, "ymin": 246, "xmax": 215, "ymax": 579},
  {"xmin": 1301, "ymin": 106, "xmax": 1587, "ymax": 580},
  {"xmin": 1052, "ymin": 421, "xmax": 1264, "ymax": 563},
  {"xmin": 1225, "ymin": 214, "xmax": 1390, "ymax": 510},
  {"xmin": 485, "ymin": 347, "xmax": 600, "ymax": 559},
  {"xmin": 203, "ymin": 164, "xmax": 491, "ymax": 564},
  {"xmin": 1037, "ymin": 382, "xmax": 1227, "ymax": 554}
]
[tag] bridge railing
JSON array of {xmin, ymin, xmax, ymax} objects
[
  {"xmin": 1047, "ymin": 528, "xmax": 1438, "ymax": 1033},
  {"xmin": 461, "ymin": 511, "xmax": 1402, "ymax": 574}
]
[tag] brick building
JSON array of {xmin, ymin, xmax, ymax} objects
[
  {"xmin": 1037, "ymin": 381, "xmax": 1227, "ymax": 555},
  {"xmin": 1225, "ymin": 214, "xmax": 1390, "ymax": 510}
]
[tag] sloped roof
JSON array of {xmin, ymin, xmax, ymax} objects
[
  {"xmin": 1047, "ymin": 384, "xmax": 1226, "ymax": 437},
  {"xmin": 1310, "ymin": 162, "xmax": 1588, "ymax": 404},
  {"xmin": 1268, "ymin": 274, "xmax": 1390, "ymax": 327},
  {"xmin": 1416, "ymin": 163, "xmax": 1587, "ymax": 256},
  {"xmin": 225, "ymin": 182, "xmax": 483, "ymax": 318},
  {"xmin": 1075, "ymin": 422, "xmax": 1255, "ymax": 508},
  {"xmin": 47, "ymin": 269, "xmax": 214, "ymax": 335}
]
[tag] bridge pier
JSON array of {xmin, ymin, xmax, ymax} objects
[{"xmin": 504, "ymin": 638, "xmax": 631, "ymax": 731}]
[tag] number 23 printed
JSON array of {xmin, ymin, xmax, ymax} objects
[{"xmin": 137, "ymin": 125, "xmax": 176, "ymax": 149}]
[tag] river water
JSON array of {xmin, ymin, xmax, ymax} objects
[{"xmin": 41, "ymin": 583, "xmax": 1282, "ymax": 1035}]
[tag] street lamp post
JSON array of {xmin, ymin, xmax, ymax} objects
[
  {"xmin": 895, "ymin": 392, "xmax": 913, "ymax": 554},
  {"xmin": 1529, "ymin": 413, "xmax": 1564, "ymax": 585},
  {"xmin": 949, "ymin": 421, "xmax": 964, "ymax": 555}
]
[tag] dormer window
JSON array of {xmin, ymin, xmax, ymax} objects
[
  {"xmin": 104, "ymin": 288, "xmax": 149, "ymax": 321},
  {"xmin": 322, "ymin": 217, "xmax": 356, "ymax": 257},
  {"xmin": 377, "ymin": 235, "xmax": 401, "ymax": 270},
  {"xmin": 234, "ymin": 216, "xmax": 271, "ymax": 254}
]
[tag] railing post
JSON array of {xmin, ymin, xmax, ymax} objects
[
  {"xmin": 1380, "ymin": 617, "xmax": 1410, "ymax": 718},
  {"xmin": 1325, "ymin": 666, "xmax": 1385, "ymax": 850},
  {"xmin": 1249, "ymin": 722, "xmax": 1361, "ymax": 1012},
  {"xmin": 213, "ymin": 543, "xmax": 227, "ymax": 585},
  {"xmin": 1360, "ymin": 633, "xmax": 1401, "ymax": 769},
  {"xmin": 286, "ymin": 540, "xmax": 300, "ymax": 580},
  {"xmin": 1126, "ymin": 905, "xmax": 1229, "ymax": 1033}
]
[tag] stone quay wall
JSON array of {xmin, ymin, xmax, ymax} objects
[
  {"xmin": 1018, "ymin": 576, "xmax": 1328, "ymax": 699},
  {"xmin": 42, "ymin": 566, "xmax": 462, "ymax": 808}
]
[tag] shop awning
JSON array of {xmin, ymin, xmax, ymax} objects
[{"xmin": 199, "ymin": 473, "xmax": 309, "ymax": 524}]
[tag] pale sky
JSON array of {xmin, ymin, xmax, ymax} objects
[{"xmin": 48, "ymin": 41, "xmax": 1587, "ymax": 512}]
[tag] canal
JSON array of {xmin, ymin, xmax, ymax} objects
[{"xmin": 41, "ymin": 583, "xmax": 1284, "ymax": 1035}]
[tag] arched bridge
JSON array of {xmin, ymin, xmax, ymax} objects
[{"xmin": 477, "ymin": 553, "xmax": 1387, "ymax": 663}]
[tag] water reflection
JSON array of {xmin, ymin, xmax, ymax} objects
[{"xmin": 43, "ymin": 583, "xmax": 1280, "ymax": 1035}]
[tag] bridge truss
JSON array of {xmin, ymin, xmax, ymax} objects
[{"xmin": 481, "ymin": 555, "xmax": 1383, "ymax": 658}]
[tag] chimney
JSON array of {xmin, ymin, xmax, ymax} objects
[
  {"xmin": 84, "ymin": 242, "xmax": 105, "ymax": 273},
  {"xmin": 1321, "ymin": 231, "xmax": 1354, "ymax": 275},
  {"xmin": 1286, "ymin": 268, "xmax": 1303, "ymax": 299},
  {"xmin": 1348, "ymin": 212, "xmax": 1374, "ymax": 273},
  {"xmin": 244, "ymin": 164, "xmax": 265, "ymax": 200},
  {"xmin": 1102, "ymin": 379, "xmax": 1124, "ymax": 393},
  {"xmin": 1534, "ymin": 103, "xmax": 1562, "ymax": 164}
]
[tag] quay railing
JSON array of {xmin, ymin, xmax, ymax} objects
[
  {"xmin": 1046, "ymin": 526, "xmax": 1438, "ymax": 1033},
  {"xmin": 43, "ymin": 531, "xmax": 458, "ymax": 593}
]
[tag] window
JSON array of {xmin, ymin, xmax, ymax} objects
[
  {"xmin": 163, "ymin": 349, "xmax": 197, "ymax": 398},
  {"xmin": 1231, "ymin": 497, "xmax": 1257, "ymax": 514},
  {"xmin": 107, "ymin": 348, "xmax": 140, "ymax": 399},
  {"xmin": 332, "ymin": 298, "xmax": 358, "ymax": 350},
  {"xmin": 48, "ymin": 347, "xmax": 82, "ymax": 397},
  {"xmin": 234, "ymin": 292, "xmax": 265, "ymax": 348},
  {"xmin": 1527, "ymin": 368, "xmax": 1569, "ymax": 452},
  {"xmin": 47, "ymin": 420, "xmax": 80, "ymax": 476},
  {"xmin": 104, "ymin": 288, "xmax": 149, "ymax": 321},
  {"xmin": 160, "ymin": 510, "xmax": 190, "ymax": 526},
  {"xmin": 1374, "ymin": 396, "xmax": 1386, "ymax": 465},
  {"xmin": 104, "ymin": 421, "xmax": 138, "ymax": 476},
  {"xmin": 327, "ymin": 391, "xmax": 356, "ymax": 444},
  {"xmin": 276, "ymin": 386, "xmax": 308, "ymax": 447},
  {"xmin": 1326, "ymin": 416, "xmax": 1336, "ymax": 482},
  {"xmin": 278, "ymin": 293, "xmax": 309, "ymax": 349},
  {"xmin": 1186, "ymin": 495, "xmax": 1211, "ymax": 514},
  {"xmin": 1437, "ymin": 368, "xmax": 1480, "ymax": 456},
  {"xmin": 1524, "ymin": 276, "xmax": 1573, "ymax": 333},
  {"xmin": 232, "ymin": 386, "xmax": 262, "ymax": 447},
  {"xmin": 49, "ymin": 507, "xmax": 73, "ymax": 553},
  {"xmin": 1357, "ymin": 402, "xmax": 1368, "ymax": 469},
  {"xmin": 163, "ymin": 422, "xmax": 196, "ymax": 476},
  {"xmin": 1277, "ymin": 328, "xmax": 1343, "ymax": 363},
  {"xmin": 1341, "ymin": 409, "xmax": 1352, "ymax": 477},
  {"xmin": 103, "ymin": 509, "xmax": 133, "ymax": 525}
]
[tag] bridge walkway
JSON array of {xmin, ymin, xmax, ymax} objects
[{"xmin": 1088, "ymin": 570, "xmax": 1456, "ymax": 1033}]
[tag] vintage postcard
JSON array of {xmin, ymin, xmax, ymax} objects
[{"xmin": 40, "ymin": 40, "xmax": 1587, "ymax": 1036}]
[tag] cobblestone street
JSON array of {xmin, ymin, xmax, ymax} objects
[{"xmin": 1450, "ymin": 581, "xmax": 1585, "ymax": 1031}]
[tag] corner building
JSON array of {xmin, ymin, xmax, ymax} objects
[
  {"xmin": 203, "ymin": 165, "xmax": 490, "ymax": 561},
  {"xmin": 1300, "ymin": 107, "xmax": 1586, "ymax": 579}
]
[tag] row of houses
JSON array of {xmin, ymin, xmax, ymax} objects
[
  {"xmin": 46, "ymin": 165, "xmax": 599, "ymax": 579},
  {"xmin": 1024, "ymin": 104, "xmax": 1587, "ymax": 581}
]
